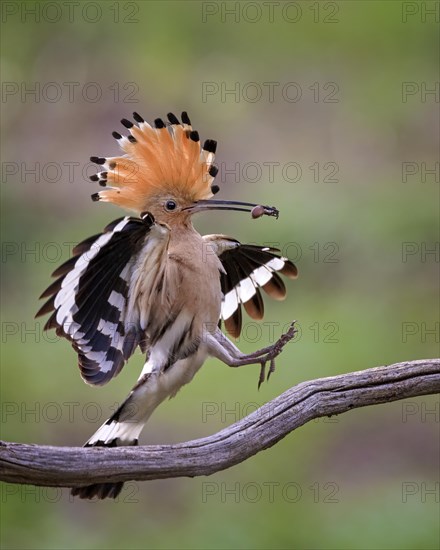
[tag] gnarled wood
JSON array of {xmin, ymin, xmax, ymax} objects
[{"xmin": 1, "ymin": 358, "xmax": 439, "ymax": 489}]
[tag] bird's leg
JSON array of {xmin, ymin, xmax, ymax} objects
[
  {"xmin": 207, "ymin": 321, "xmax": 297, "ymax": 387},
  {"xmin": 213, "ymin": 321, "xmax": 297, "ymax": 360}
]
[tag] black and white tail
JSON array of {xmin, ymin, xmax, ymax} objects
[
  {"xmin": 70, "ymin": 347, "xmax": 208, "ymax": 499},
  {"xmin": 71, "ymin": 397, "xmax": 141, "ymax": 500}
]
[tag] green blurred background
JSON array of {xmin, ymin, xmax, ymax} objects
[{"xmin": 1, "ymin": 1, "xmax": 439, "ymax": 548}]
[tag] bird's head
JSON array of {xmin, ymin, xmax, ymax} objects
[{"xmin": 90, "ymin": 112, "xmax": 278, "ymax": 226}]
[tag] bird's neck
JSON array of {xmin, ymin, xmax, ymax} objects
[
  {"xmin": 168, "ymin": 219, "xmax": 198, "ymax": 243},
  {"xmin": 167, "ymin": 221, "xmax": 220, "ymax": 275}
]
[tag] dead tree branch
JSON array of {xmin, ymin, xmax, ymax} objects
[{"xmin": 1, "ymin": 358, "xmax": 439, "ymax": 489}]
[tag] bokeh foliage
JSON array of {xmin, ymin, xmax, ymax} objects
[{"xmin": 1, "ymin": 1, "xmax": 438, "ymax": 549}]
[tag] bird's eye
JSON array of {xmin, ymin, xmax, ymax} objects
[{"xmin": 165, "ymin": 199, "xmax": 177, "ymax": 211}]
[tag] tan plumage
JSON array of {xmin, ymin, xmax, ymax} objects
[{"xmin": 37, "ymin": 111, "xmax": 298, "ymax": 500}]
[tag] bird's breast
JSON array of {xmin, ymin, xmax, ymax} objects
[
  {"xmin": 130, "ymin": 229, "xmax": 223, "ymax": 348},
  {"xmin": 166, "ymin": 241, "xmax": 223, "ymax": 333}
]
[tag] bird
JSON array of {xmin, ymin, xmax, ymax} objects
[{"xmin": 36, "ymin": 111, "xmax": 298, "ymax": 499}]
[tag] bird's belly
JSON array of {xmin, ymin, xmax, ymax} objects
[
  {"xmin": 156, "ymin": 346, "xmax": 208, "ymax": 398},
  {"xmin": 136, "ymin": 346, "xmax": 209, "ymax": 414}
]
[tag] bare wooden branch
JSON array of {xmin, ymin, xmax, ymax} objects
[{"xmin": 1, "ymin": 358, "xmax": 439, "ymax": 489}]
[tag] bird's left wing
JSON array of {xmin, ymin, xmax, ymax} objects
[
  {"xmin": 36, "ymin": 213, "xmax": 169, "ymax": 386},
  {"xmin": 203, "ymin": 235, "xmax": 298, "ymax": 338}
]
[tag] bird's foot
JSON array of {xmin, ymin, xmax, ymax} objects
[{"xmin": 257, "ymin": 321, "xmax": 297, "ymax": 389}]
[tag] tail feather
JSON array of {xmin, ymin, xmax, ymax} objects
[
  {"xmin": 70, "ymin": 398, "xmax": 142, "ymax": 500},
  {"xmin": 71, "ymin": 481, "xmax": 125, "ymax": 500},
  {"xmin": 71, "ymin": 353, "xmax": 206, "ymax": 499},
  {"xmin": 85, "ymin": 418, "xmax": 142, "ymax": 447}
]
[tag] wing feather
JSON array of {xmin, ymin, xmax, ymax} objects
[
  {"xmin": 204, "ymin": 235, "xmax": 297, "ymax": 338},
  {"xmin": 36, "ymin": 214, "xmax": 168, "ymax": 385}
]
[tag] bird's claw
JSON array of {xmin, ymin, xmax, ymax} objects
[
  {"xmin": 267, "ymin": 358, "xmax": 276, "ymax": 382},
  {"xmin": 258, "ymin": 362, "xmax": 266, "ymax": 390},
  {"xmin": 256, "ymin": 321, "xmax": 297, "ymax": 388}
]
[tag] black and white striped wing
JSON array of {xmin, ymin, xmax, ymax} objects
[
  {"xmin": 204, "ymin": 235, "xmax": 298, "ymax": 338},
  {"xmin": 36, "ymin": 213, "xmax": 166, "ymax": 386}
]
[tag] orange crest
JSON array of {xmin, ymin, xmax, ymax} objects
[{"xmin": 90, "ymin": 112, "xmax": 219, "ymax": 213}]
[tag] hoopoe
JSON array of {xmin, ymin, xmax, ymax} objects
[{"xmin": 36, "ymin": 111, "xmax": 298, "ymax": 499}]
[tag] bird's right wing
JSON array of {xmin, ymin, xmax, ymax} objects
[
  {"xmin": 36, "ymin": 213, "xmax": 169, "ymax": 386},
  {"xmin": 203, "ymin": 235, "xmax": 298, "ymax": 338}
]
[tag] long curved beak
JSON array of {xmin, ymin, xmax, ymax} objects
[{"xmin": 184, "ymin": 199, "xmax": 279, "ymax": 219}]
